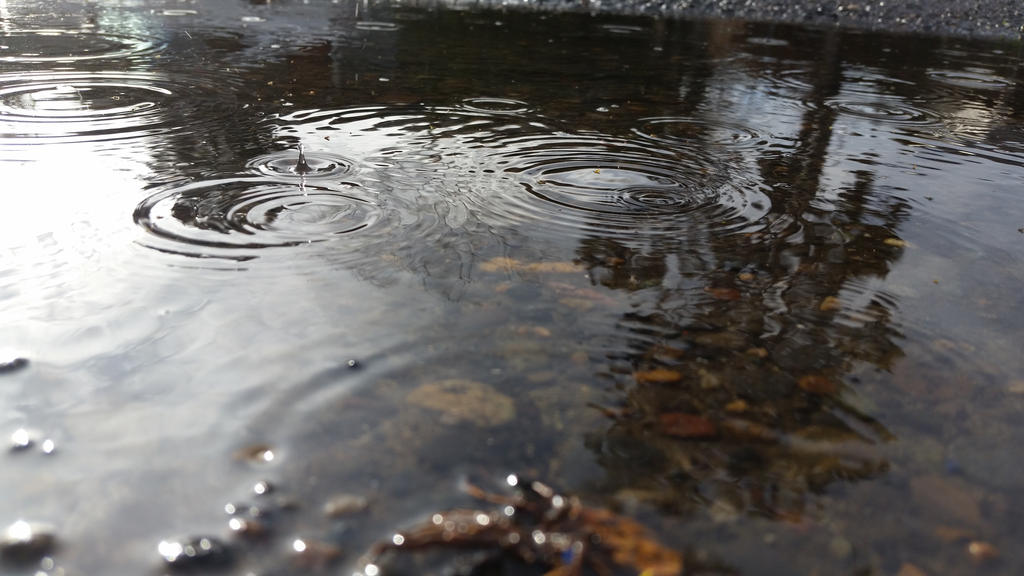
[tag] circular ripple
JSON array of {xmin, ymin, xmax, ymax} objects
[
  {"xmin": 459, "ymin": 97, "xmax": 532, "ymax": 115},
  {"xmin": 633, "ymin": 117, "xmax": 764, "ymax": 148},
  {"xmin": 927, "ymin": 68, "xmax": 1013, "ymax": 91},
  {"xmin": 247, "ymin": 149, "xmax": 356, "ymax": 179},
  {"xmin": 354, "ymin": 21, "xmax": 400, "ymax": 32},
  {"xmin": 599, "ymin": 24, "xmax": 646, "ymax": 35},
  {"xmin": 477, "ymin": 134, "xmax": 771, "ymax": 239},
  {"xmin": 826, "ymin": 97, "xmax": 939, "ymax": 125},
  {"xmin": 0, "ymin": 30, "xmax": 161, "ymax": 62},
  {"xmin": 0, "ymin": 71, "xmax": 238, "ymax": 145},
  {"xmin": 745, "ymin": 36, "xmax": 789, "ymax": 47},
  {"xmin": 135, "ymin": 178, "xmax": 381, "ymax": 259}
]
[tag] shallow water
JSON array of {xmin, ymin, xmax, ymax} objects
[{"xmin": 1, "ymin": 1, "xmax": 1023, "ymax": 575}]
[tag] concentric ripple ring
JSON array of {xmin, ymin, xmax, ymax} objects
[
  {"xmin": 134, "ymin": 178, "xmax": 381, "ymax": 259},
  {"xmin": 0, "ymin": 30, "xmax": 161, "ymax": 62},
  {"xmin": 0, "ymin": 71, "xmax": 238, "ymax": 144}
]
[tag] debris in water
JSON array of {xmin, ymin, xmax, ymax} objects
[
  {"xmin": 657, "ymin": 413, "xmax": 719, "ymax": 439},
  {"xmin": 967, "ymin": 540, "xmax": 998, "ymax": 561},
  {"xmin": 235, "ymin": 444, "xmax": 276, "ymax": 464},
  {"xmin": 357, "ymin": 476, "xmax": 682, "ymax": 576},
  {"xmin": 291, "ymin": 537, "xmax": 342, "ymax": 570},
  {"xmin": 1, "ymin": 520, "xmax": 56, "ymax": 563},
  {"xmin": 0, "ymin": 356, "xmax": 28, "ymax": 374},
  {"xmin": 323, "ymin": 494, "xmax": 370, "ymax": 518}
]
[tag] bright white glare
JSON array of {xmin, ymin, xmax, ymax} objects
[
  {"xmin": 10, "ymin": 428, "xmax": 31, "ymax": 448},
  {"xmin": 6, "ymin": 520, "xmax": 32, "ymax": 542},
  {"xmin": 157, "ymin": 540, "xmax": 184, "ymax": 561},
  {"xmin": 292, "ymin": 538, "xmax": 307, "ymax": 552}
]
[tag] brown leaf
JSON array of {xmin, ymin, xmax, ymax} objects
[
  {"xmin": 967, "ymin": 541, "xmax": 998, "ymax": 561},
  {"xmin": 658, "ymin": 413, "xmax": 718, "ymax": 439},
  {"xmin": 797, "ymin": 374, "xmax": 839, "ymax": 395},
  {"xmin": 583, "ymin": 508, "xmax": 683, "ymax": 576},
  {"xmin": 819, "ymin": 296, "xmax": 842, "ymax": 311},
  {"xmin": 724, "ymin": 399, "xmax": 749, "ymax": 413},
  {"xmin": 634, "ymin": 369, "xmax": 683, "ymax": 384},
  {"xmin": 896, "ymin": 563, "xmax": 927, "ymax": 576},
  {"xmin": 704, "ymin": 286, "xmax": 741, "ymax": 301}
]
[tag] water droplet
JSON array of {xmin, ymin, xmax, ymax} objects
[
  {"xmin": 40, "ymin": 439, "xmax": 55, "ymax": 455},
  {"xmin": 295, "ymin": 144, "xmax": 312, "ymax": 175},
  {"xmin": 157, "ymin": 536, "xmax": 232, "ymax": 569},
  {"xmin": 391, "ymin": 534, "xmax": 405, "ymax": 546},
  {"xmin": 253, "ymin": 480, "xmax": 273, "ymax": 496}
]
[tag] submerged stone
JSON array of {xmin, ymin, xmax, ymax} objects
[
  {"xmin": 406, "ymin": 379, "xmax": 515, "ymax": 427},
  {"xmin": 0, "ymin": 520, "xmax": 56, "ymax": 563}
]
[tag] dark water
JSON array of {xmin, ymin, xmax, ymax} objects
[{"xmin": 2, "ymin": 1, "xmax": 1024, "ymax": 575}]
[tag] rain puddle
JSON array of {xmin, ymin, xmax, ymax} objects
[{"xmin": 2, "ymin": 1, "xmax": 1024, "ymax": 575}]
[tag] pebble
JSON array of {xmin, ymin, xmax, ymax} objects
[
  {"xmin": 1, "ymin": 520, "xmax": 56, "ymax": 563},
  {"xmin": 967, "ymin": 540, "xmax": 998, "ymax": 561},
  {"xmin": 291, "ymin": 537, "xmax": 342, "ymax": 570},
  {"xmin": 909, "ymin": 475, "xmax": 983, "ymax": 527},
  {"xmin": 797, "ymin": 374, "xmax": 839, "ymax": 395},
  {"xmin": 406, "ymin": 379, "xmax": 516, "ymax": 427},
  {"xmin": 157, "ymin": 536, "xmax": 233, "ymax": 570},
  {"xmin": 235, "ymin": 444, "xmax": 276, "ymax": 464},
  {"xmin": 227, "ymin": 517, "xmax": 268, "ymax": 540},
  {"xmin": 829, "ymin": 536, "xmax": 852, "ymax": 559},
  {"xmin": 323, "ymin": 494, "xmax": 369, "ymax": 518},
  {"xmin": 0, "ymin": 357, "xmax": 29, "ymax": 374}
]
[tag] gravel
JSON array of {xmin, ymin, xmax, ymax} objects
[{"xmin": 407, "ymin": 0, "xmax": 1024, "ymax": 38}]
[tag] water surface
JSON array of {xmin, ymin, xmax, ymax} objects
[{"xmin": 2, "ymin": 1, "xmax": 1024, "ymax": 575}]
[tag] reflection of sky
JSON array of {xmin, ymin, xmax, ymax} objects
[{"xmin": 1, "ymin": 8, "xmax": 1023, "ymax": 575}]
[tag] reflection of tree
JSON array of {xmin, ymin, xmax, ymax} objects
[{"xmin": 575, "ymin": 28, "xmax": 907, "ymax": 522}]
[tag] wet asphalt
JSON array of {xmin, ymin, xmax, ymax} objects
[{"xmin": 418, "ymin": 0, "xmax": 1024, "ymax": 38}]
